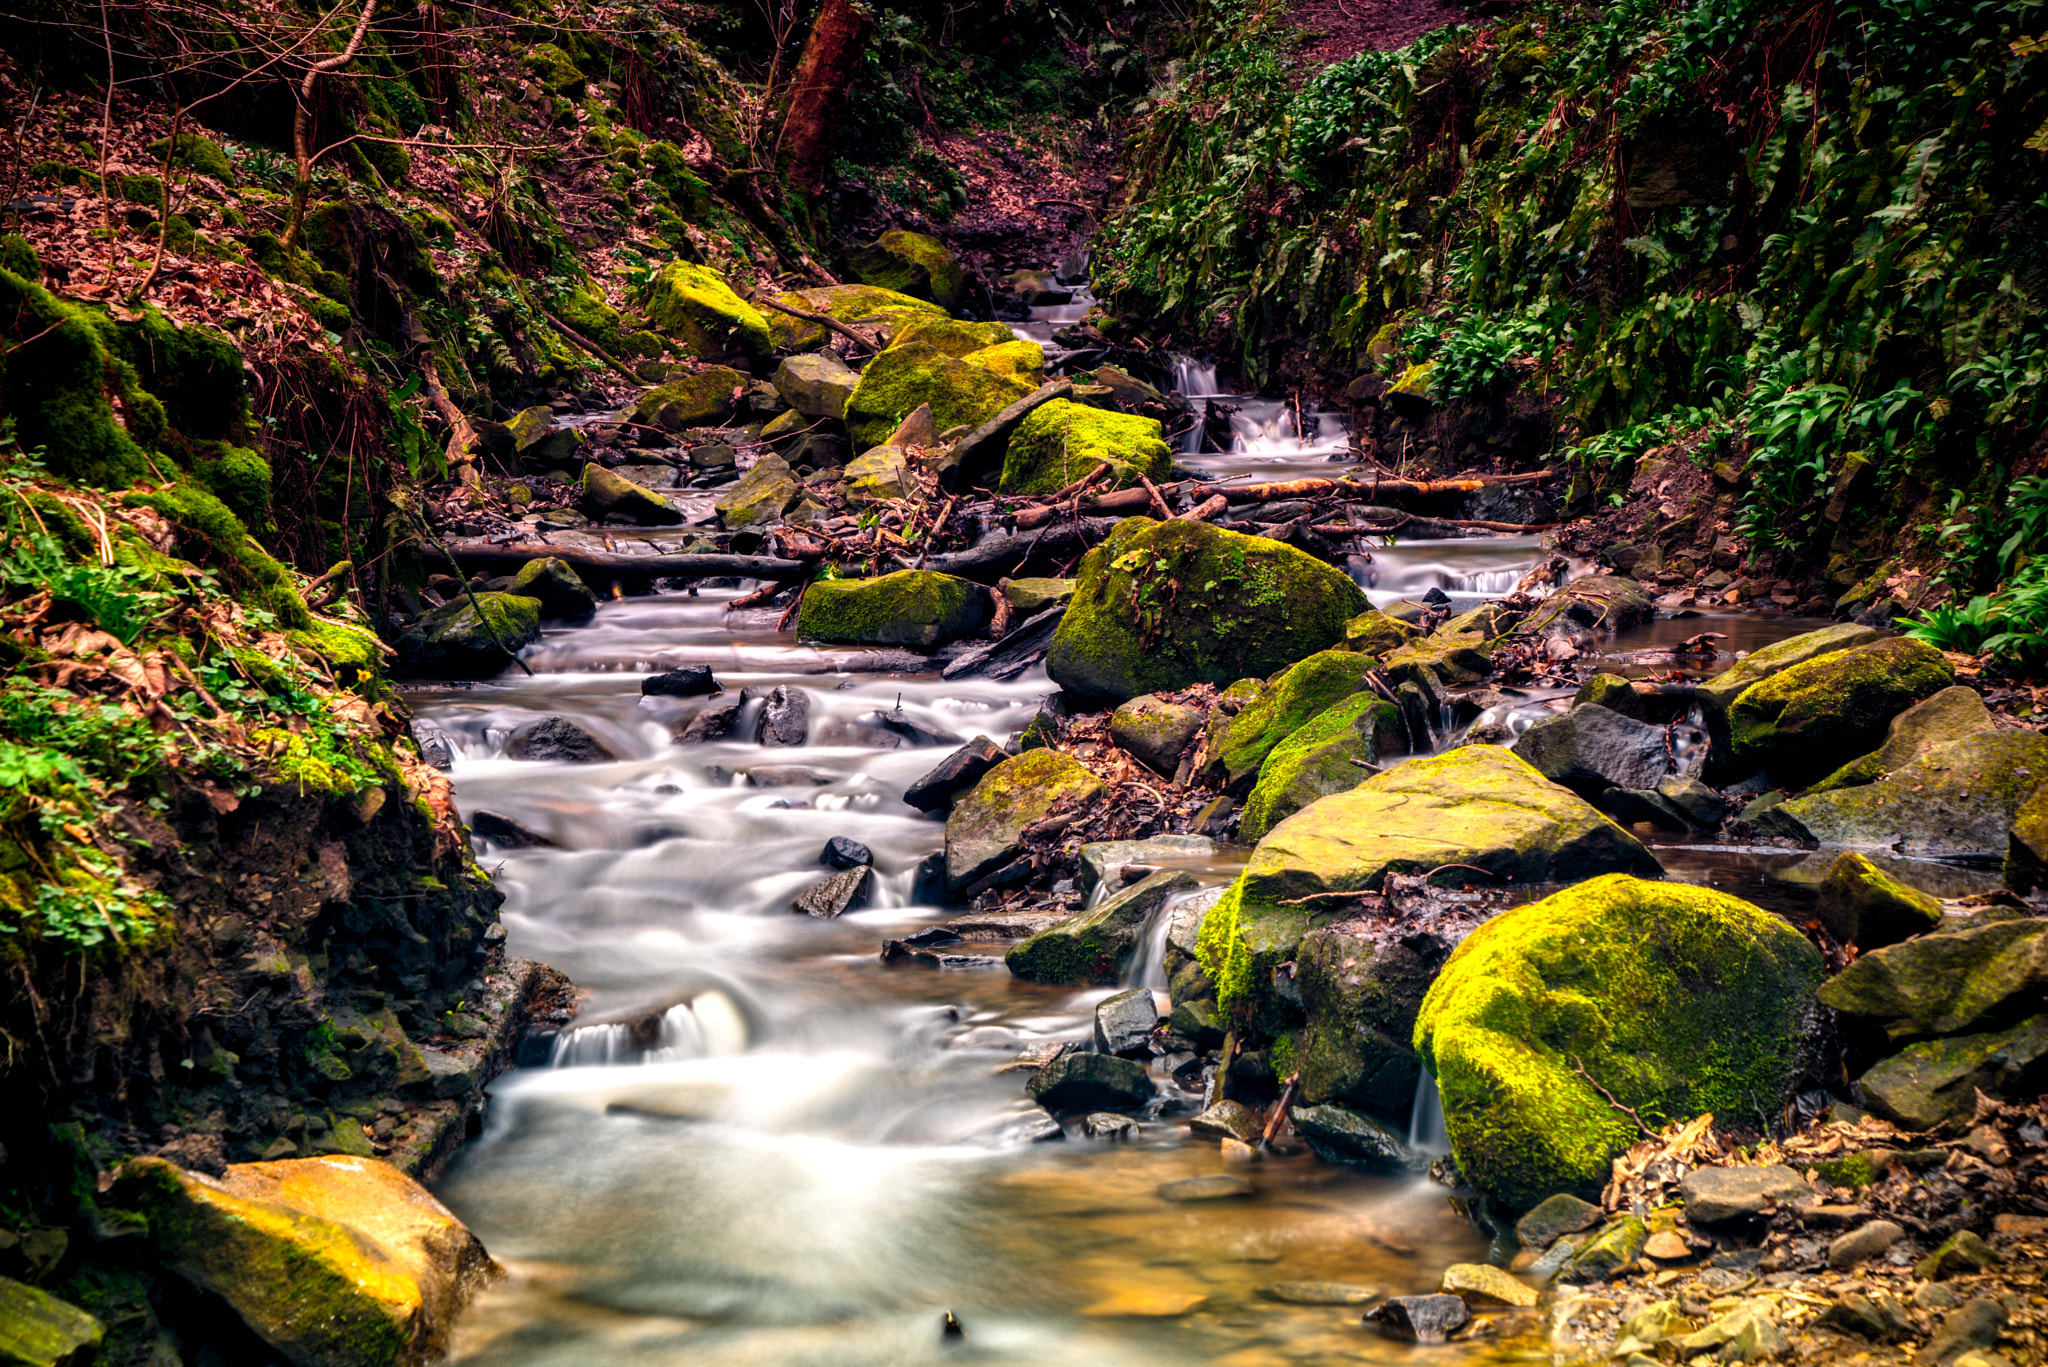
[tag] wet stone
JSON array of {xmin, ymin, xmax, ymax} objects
[
  {"xmin": 1092, "ymin": 988, "xmax": 1158, "ymax": 1057},
  {"xmin": 1257, "ymin": 1281, "xmax": 1378, "ymax": 1306},
  {"xmin": 1081, "ymin": 1113, "xmax": 1137, "ymax": 1142},
  {"xmin": 1364, "ymin": 1293, "xmax": 1470, "ymax": 1345},
  {"xmin": 1156, "ymin": 1175, "xmax": 1252, "ymax": 1203},
  {"xmin": 755, "ymin": 685, "xmax": 811, "ymax": 746},
  {"xmin": 791, "ymin": 866, "xmax": 872, "ymax": 919},
  {"xmin": 1288, "ymin": 1104, "xmax": 1406, "ymax": 1167},
  {"xmin": 879, "ymin": 941, "xmax": 1004, "ymax": 969},
  {"xmin": 642, "ymin": 665, "xmax": 722, "ymax": 697},
  {"xmin": 1440, "ymin": 1262, "xmax": 1538, "ymax": 1308},
  {"xmin": 469, "ymin": 811, "xmax": 555, "ymax": 849},
  {"xmin": 1025, "ymin": 1053, "xmax": 1154, "ymax": 1112},
  {"xmin": 507, "ymin": 715, "xmax": 619, "ymax": 763},
  {"xmin": 1188, "ymin": 1100, "xmax": 1263, "ymax": 1145},
  {"xmin": 820, "ymin": 836, "xmax": 873, "ymax": 869},
  {"xmin": 675, "ymin": 700, "xmax": 741, "ymax": 744},
  {"xmin": 903, "ymin": 736, "xmax": 1006, "ymax": 814},
  {"xmin": 1516, "ymin": 1192, "xmax": 1603, "ymax": 1250}
]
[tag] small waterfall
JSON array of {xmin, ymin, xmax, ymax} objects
[
  {"xmin": 1407, "ymin": 1071, "xmax": 1449, "ymax": 1155},
  {"xmin": 1171, "ymin": 354, "xmax": 1221, "ymax": 397},
  {"xmin": 549, "ymin": 990, "xmax": 749, "ymax": 1067}
]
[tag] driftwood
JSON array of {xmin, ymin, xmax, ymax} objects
[
  {"xmin": 941, "ymin": 604, "xmax": 1063, "ymax": 681},
  {"xmin": 444, "ymin": 541, "xmax": 814, "ymax": 580},
  {"xmin": 915, "ymin": 518, "xmax": 1120, "ymax": 581},
  {"xmin": 1007, "ymin": 471, "xmax": 1553, "ymax": 529}
]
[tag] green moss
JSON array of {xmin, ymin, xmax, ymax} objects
[
  {"xmin": 124, "ymin": 482, "xmax": 311, "ymax": 628},
  {"xmin": 796, "ymin": 570, "xmax": 987, "ymax": 647},
  {"xmin": 0, "ymin": 233, "xmax": 40, "ymax": 279},
  {"xmin": 1046, "ymin": 519, "xmax": 1367, "ymax": 706},
  {"xmin": 998, "ymin": 399, "xmax": 1174, "ymax": 495},
  {"xmin": 120, "ymin": 174, "xmax": 164, "ymax": 210},
  {"xmin": 145, "ymin": 133, "xmax": 234, "ymax": 181},
  {"xmin": 1342, "ymin": 609, "xmax": 1421, "ymax": 657},
  {"xmin": 555, "ymin": 282, "xmax": 625, "ymax": 353},
  {"xmin": 0, "ymin": 270, "xmax": 157, "ymax": 486},
  {"xmin": 889, "ymin": 315, "xmax": 1016, "ymax": 357},
  {"xmin": 286, "ymin": 622, "xmax": 384, "ymax": 688},
  {"xmin": 643, "ymin": 261, "xmax": 773, "ymax": 363},
  {"xmin": 108, "ymin": 305, "xmax": 248, "ymax": 442},
  {"xmin": 1812, "ymin": 1153, "xmax": 1877, "ymax": 1189},
  {"xmin": 397, "ymin": 592, "xmax": 542, "ymax": 677},
  {"xmin": 761, "ymin": 283, "xmax": 945, "ymax": 351},
  {"xmin": 630, "ymin": 365, "xmax": 748, "ymax": 429},
  {"xmin": 1203, "ymin": 650, "xmax": 1377, "ymax": 791},
  {"xmin": 188, "ymin": 442, "xmax": 273, "ymax": 530},
  {"xmin": 962, "ymin": 339, "xmax": 1046, "ymax": 383},
  {"xmin": 1412, "ymin": 874, "xmax": 1823, "ymax": 1209},
  {"xmin": 1240, "ymin": 694, "xmax": 1404, "ymax": 841},
  {"xmin": 846, "ymin": 229, "xmax": 969, "ymax": 311},
  {"xmin": 521, "ymin": 42, "xmax": 587, "ymax": 96},
  {"xmin": 842, "ymin": 341, "xmax": 1031, "ymax": 449},
  {"xmin": 1728, "ymin": 637, "xmax": 1954, "ymax": 784}
]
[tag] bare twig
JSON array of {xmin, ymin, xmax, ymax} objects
[{"xmin": 1570, "ymin": 1054, "xmax": 1658, "ymax": 1139}]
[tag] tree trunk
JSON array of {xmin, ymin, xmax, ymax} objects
[{"xmin": 777, "ymin": 0, "xmax": 870, "ymax": 196}]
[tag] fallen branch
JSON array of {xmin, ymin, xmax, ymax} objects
[
  {"xmin": 541, "ymin": 309, "xmax": 641, "ymax": 381},
  {"xmin": 1571, "ymin": 1054, "xmax": 1659, "ymax": 1140},
  {"xmin": 1009, "ymin": 471, "xmax": 1551, "ymax": 529},
  {"xmin": 1262, "ymin": 1072, "xmax": 1300, "ymax": 1147},
  {"xmin": 1137, "ymin": 473, "xmax": 1175, "ymax": 521},
  {"xmin": 442, "ymin": 541, "xmax": 814, "ymax": 580},
  {"xmin": 748, "ymin": 290, "xmax": 879, "ymax": 353},
  {"xmin": 1177, "ymin": 493, "xmax": 1228, "ymax": 523}
]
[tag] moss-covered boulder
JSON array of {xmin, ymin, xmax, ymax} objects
[
  {"xmin": 1695, "ymin": 623, "xmax": 1881, "ymax": 718},
  {"xmin": 1006, "ymin": 870, "xmax": 1197, "ymax": 985},
  {"xmin": 1294, "ymin": 925, "xmax": 1450, "ymax": 1120},
  {"xmin": 997, "ymin": 399, "xmax": 1174, "ymax": 495},
  {"xmin": 110, "ymin": 1155, "xmax": 496, "ymax": 1367},
  {"xmin": 1109, "ymin": 695, "xmax": 1204, "ymax": 773},
  {"xmin": 1198, "ymin": 747, "xmax": 1657, "ymax": 1029},
  {"xmin": 842, "ymin": 341, "xmax": 1032, "ymax": 450},
  {"xmin": 795, "ymin": 570, "xmax": 987, "ymax": 647},
  {"xmin": 1413, "ymin": 875, "xmax": 1824, "ymax": 1209},
  {"xmin": 760, "ymin": 284, "xmax": 945, "ymax": 351},
  {"xmin": 963, "ymin": 339, "xmax": 1046, "ymax": 384},
  {"xmin": 1047, "ymin": 520, "xmax": 1366, "ymax": 707},
  {"xmin": 1805, "ymin": 686, "xmax": 1996, "ymax": 793},
  {"xmin": 580, "ymin": 464, "xmax": 682, "ymax": 525},
  {"xmin": 508, "ymin": 557, "xmax": 597, "ymax": 619},
  {"xmin": 1756, "ymin": 731, "xmax": 2048, "ymax": 854},
  {"xmin": 1812, "ymin": 851, "xmax": 1942, "ymax": 950},
  {"xmin": 1005, "ymin": 577, "xmax": 1074, "ymax": 614},
  {"xmin": 771, "ymin": 352, "xmax": 859, "ymax": 418},
  {"xmin": 631, "ymin": 366, "xmax": 748, "ymax": 430},
  {"xmin": 890, "ymin": 315, "xmax": 1015, "ymax": 357},
  {"xmin": 945, "ymin": 749, "xmax": 1106, "ymax": 892},
  {"xmin": 714, "ymin": 453, "xmax": 798, "ymax": 528},
  {"xmin": 644, "ymin": 262, "xmax": 773, "ymax": 365},
  {"xmin": 1200, "ymin": 650, "xmax": 1377, "ymax": 793},
  {"xmin": 2008, "ymin": 785, "xmax": 2048, "ymax": 893},
  {"xmin": 1727, "ymin": 637, "xmax": 1954, "ymax": 784},
  {"xmin": 1239, "ymin": 694, "xmax": 1406, "ymax": 842},
  {"xmin": 0, "ymin": 1276, "xmax": 103, "ymax": 1367},
  {"xmin": 847, "ymin": 229, "xmax": 969, "ymax": 311},
  {"xmin": 841, "ymin": 444, "xmax": 912, "ymax": 503},
  {"xmin": 1816, "ymin": 917, "xmax": 2046, "ymax": 1044},
  {"xmin": 1343, "ymin": 609, "xmax": 1421, "ymax": 657},
  {"xmin": 398, "ymin": 593, "xmax": 540, "ymax": 678},
  {"xmin": 1854, "ymin": 1016, "xmax": 2048, "ymax": 1130}
]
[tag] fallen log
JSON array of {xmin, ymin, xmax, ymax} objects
[
  {"xmin": 1008, "ymin": 471, "xmax": 1553, "ymax": 529},
  {"xmin": 443, "ymin": 541, "xmax": 814, "ymax": 580},
  {"xmin": 915, "ymin": 518, "xmax": 1119, "ymax": 581}
]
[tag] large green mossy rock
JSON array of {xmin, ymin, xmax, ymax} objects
[
  {"xmin": 1727, "ymin": 637, "xmax": 1954, "ymax": 784},
  {"xmin": 1198, "ymin": 747, "xmax": 1657, "ymax": 1029},
  {"xmin": 0, "ymin": 1276, "xmax": 103, "ymax": 1367},
  {"xmin": 847, "ymin": 230, "xmax": 969, "ymax": 311},
  {"xmin": 795, "ymin": 570, "xmax": 987, "ymax": 647},
  {"xmin": 841, "ymin": 445, "xmax": 912, "ymax": 503},
  {"xmin": 507, "ymin": 557, "xmax": 597, "ymax": 619},
  {"xmin": 1006, "ymin": 870, "xmax": 1198, "ymax": 985},
  {"xmin": 1511, "ymin": 576, "xmax": 1654, "ymax": 636},
  {"xmin": 1294, "ymin": 926, "xmax": 1447, "ymax": 1120},
  {"xmin": 110, "ymin": 1155, "xmax": 496, "ymax": 1367},
  {"xmin": 1817, "ymin": 917, "xmax": 2047, "ymax": 1044},
  {"xmin": 890, "ymin": 314, "xmax": 1015, "ymax": 357},
  {"xmin": 1239, "ymin": 694, "xmax": 1405, "ymax": 842},
  {"xmin": 760, "ymin": 284, "xmax": 945, "ymax": 351},
  {"xmin": 842, "ymin": 341, "xmax": 1031, "ymax": 450},
  {"xmin": 1757, "ymin": 731, "xmax": 2048, "ymax": 855},
  {"xmin": 713, "ymin": 453, "xmax": 798, "ymax": 528},
  {"xmin": 644, "ymin": 262, "xmax": 773, "ymax": 364},
  {"xmin": 1047, "ymin": 519, "xmax": 1366, "ymax": 707},
  {"xmin": 2009, "ymin": 785, "xmax": 2048, "ymax": 893},
  {"xmin": 1343, "ymin": 609, "xmax": 1421, "ymax": 657},
  {"xmin": 1695, "ymin": 623, "xmax": 1881, "ymax": 718},
  {"xmin": 997, "ymin": 399, "xmax": 1174, "ymax": 495},
  {"xmin": 630, "ymin": 366, "xmax": 748, "ymax": 430},
  {"xmin": 1805, "ymin": 686, "xmax": 1996, "ymax": 793},
  {"xmin": 1413, "ymin": 875, "xmax": 1824, "ymax": 1209},
  {"xmin": 1855, "ymin": 1016, "xmax": 2048, "ymax": 1130},
  {"xmin": 398, "ymin": 593, "xmax": 540, "ymax": 678},
  {"xmin": 945, "ymin": 749, "xmax": 1106, "ymax": 892},
  {"xmin": 1202, "ymin": 650, "xmax": 1377, "ymax": 793}
]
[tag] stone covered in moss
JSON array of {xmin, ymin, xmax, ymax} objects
[
  {"xmin": 1201, "ymin": 650, "xmax": 1377, "ymax": 793},
  {"xmin": 1293, "ymin": 926, "xmax": 1448, "ymax": 1119},
  {"xmin": 1816, "ymin": 917, "xmax": 2046, "ymax": 1044},
  {"xmin": 1343, "ymin": 609, "xmax": 1420, "ymax": 657},
  {"xmin": 0, "ymin": 1276, "xmax": 103, "ymax": 1367},
  {"xmin": 1004, "ymin": 577, "xmax": 1073, "ymax": 614},
  {"xmin": 771, "ymin": 352, "xmax": 859, "ymax": 418},
  {"xmin": 1239, "ymin": 694, "xmax": 1405, "ymax": 842},
  {"xmin": 1806, "ymin": 685, "xmax": 1996, "ymax": 793},
  {"xmin": 945, "ymin": 749, "xmax": 1105, "ymax": 892},
  {"xmin": 580, "ymin": 464, "xmax": 682, "ymax": 525},
  {"xmin": 795, "ymin": 570, "xmax": 987, "ymax": 647},
  {"xmin": 842, "ymin": 341, "xmax": 1031, "ymax": 450},
  {"xmin": 841, "ymin": 445, "xmax": 910, "ymax": 503},
  {"xmin": 1696, "ymin": 622, "xmax": 1882, "ymax": 718},
  {"xmin": 644, "ymin": 263, "xmax": 773, "ymax": 365},
  {"xmin": 962, "ymin": 339, "xmax": 1046, "ymax": 384},
  {"xmin": 1198, "ymin": 747, "xmax": 1656, "ymax": 1030},
  {"xmin": 2009, "ymin": 785, "xmax": 2048, "ymax": 893},
  {"xmin": 847, "ymin": 230, "xmax": 969, "ymax": 311},
  {"xmin": 760, "ymin": 284, "xmax": 944, "ymax": 351},
  {"xmin": 508, "ymin": 557, "xmax": 597, "ymax": 619},
  {"xmin": 890, "ymin": 315, "xmax": 1016, "ymax": 357},
  {"xmin": 1048, "ymin": 519, "xmax": 1366, "ymax": 707},
  {"xmin": 1109, "ymin": 695, "xmax": 1204, "ymax": 773},
  {"xmin": 0, "ymin": 234, "xmax": 39, "ymax": 280},
  {"xmin": 1855, "ymin": 1016, "xmax": 2048, "ymax": 1131},
  {"xmin": 631, "ymin": 366, "xmax": 748, "ymax": 430},
  {"xmin": 1727, "ymin": 637, "xmax": 1954, "ymax": 784},
  {"xmin": 1812, "ymin": 851, "xmax": 1941, "ymax": 950},
  {"xmin": 1757, "ymin": 731, "xmax": 2048, "ymax": 854},
  {"xmin": 1413, "ymin": 874, "xmax": 1823, "ymax": 1209},
  {"xmin": 522, "ymin": 41, "xmax": 587, "ymax": 95},
  {"xmin": 397, "ymin": 592, "xmax": 541, "ymax": 678},
  {"xmin": 713, "ymin": 453, "xmax": 798, "ymax": 528},
  {"xmin": 1006, "ymin": 870, "xmax": 1197, "ymax": 985},
  {"xmin": 147, "ymin": 132, "xmax": 235, "ymax": 180},
  {"xmin": 998, "ymin": 399, "xmax": 1174, "ymax": 496},
  {"xmin": 110, "ymin": 1154, "xmax": 494, "ymax": 1367}
]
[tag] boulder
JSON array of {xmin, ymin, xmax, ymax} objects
[
  {"xmin": 1289, "ymin": 1103, "xmax": 1407, "ymax": 1167},
  {"xmin": 397, "ymin": 593, "xmax": 540, "ymax": 678},
  {"xmin": 1003, "ymin": 577, "xmax": 1074, "ymax": 614},
  {"xmin": 890, "ymin": 315, "xmax": 1015, "ymax": 357},
  {"xmin": 1807, "ymin": 686, "xmax": 1997, "ymax": 792},
  {"xmin": 1047, "ymin": 519, "xmax": 1366, "ymax": 707},
  {"xmin": 1515, "ymin": 1193, "xmax": 1602, "ymax": 1249},
  {"xmin": 1200, "ymin": 748, "xmax": 1657, "ymax": 1028},
  {"xmin": 1075, "ymin": 835, "xmax": 1215, "ymax": 898},
  {"xmin": 1093, "ymin": 987, "xmax": 1159, "ymax": 1056},
  {"xmin": 0, "ymin": 1277, "xmax": 103, "ymax": 1367},
  {"xmin": 1695, "ymin": 622, "xmax": 1881, "ymax": 719},
  {"xmin": 1343, "ymin": 609, "xmax": 1421, "ymax": 657},
  {"xmin": 1856, "ymin": 1016, "xmax": 2048, "ymax": 1130},
  {"xmin": 675, "ymin": 700, "xmax": 741, "ymax": 744},
  {"xmin": 847, "ymin": 230, "xmax": 969, "ymax": 311},
  {"xmin": 1678, "ymin": 1165, "xmax": 1812, "ymax": 1225},
  {"xmin": 579, "ymin": 464, "xmax": 681, "ymax": 526},
  {"xmin": 796, "ymin": 570, "xmax": 987, "ymax": 647},
  {"xmin": 1109, "ymin": 695, "xmax": 1204, "ymax": 773},
  {"xmin": 903, "ymin": 736, "xmax": 1007, "ymax": 813},
  {"xmin": 997, "ymin": 399, "xmax": 1174, "ymax": 495},
  {"xmin": 842, "ymin": 342, "xmax": 1032, "ymax": 450},
  {"xmin": 507, "ymin": 557, "xmax": 597, "ymax": 619},
  {"xmin": 945, "ymin": 749, "xmax": 1106, "ymax": 892},
  {"xmin": 1412, "ymin": 874, "xmax": 1823, "ymax": 1209},
  {"xmin": 1440, "ymin": 1263, "xmax": 1538, "ymax": 1308},
  {"xmin": 841, "ymin": 444, "xmax": 911, "ymax": 503},
  {"xmin": 1025, "ymin": 1052, "xmax": 1153, "ymax": 1112},
  {"xmin": 1005, "ymin": 870, "xmax": 1196, "ymax": 985},
  {"xmin": 110, "ymin": 1155, "xmax": 495, "ymax": 1367},
  {"xmin": 630, "ymin": 365, "xmax": 748, "ymax": 430},
  {"xmin": 1573, "ymin": 672, "xmax": 1677, "ymax": 723},
  {"xmin": 2008, "ymin": 784, "xmax": 2048, "ymax": 893},
  {"xmin": 1813, "ymin": 852, "xmax": 1942, "ymax": 949},
  {"xmin": 1201, "ymin": 651, "xmax": 1379, "ymax": 793},
  {"xmin": 755, "ymin": 685, "xmax": 809, "ymax": 746},
  {"xmin": 1510, "ymin": 704, "xmax": 1672, "ymax": 800},
  {"xmin": 1239, "ymin": 695, "xmax": 1406, "ymax": 843},
  {"xmin": 1365, "ymin": 1294, "xmax": 1470, "ymax": 1345},
  {"xmin": 1758, "ymin": 731, "xmax": 2048, "ymax": 854},
  {"xmin": 791, "ymin": 865, "xmax": 873, "ymax": 918},
  {"xmin": 505, "ymin": 716, "xmax": 618, "ymax": 763},
  {"xmin": 771, "ymin": 352, "xmax": 859, "ymax": 418},
  {"xmin": 1513, "ymin": 576, "xmax": 1655, "ymax": 636},
  {"xmin": 758, "ymin": 283, "xmax": 944, "ymax": 352},
  {"xmin": 1727, "ymin": 637, "xmax": 1955, "ymax": 784},
  {"xmin": 642, "ymin": 665, "xmax": 721, "ymax": 698},
  {"xmin": 1189, "ymin": 1100, "xmax": 1264, "ymax": 1143},
  {"xmin": 1293, "ymin": 924, "xmax": 1447, "ymax": 1119},
  {"xmin": 820, "ymin": 835, "xmax": 872, "ymax": 869},
  {"xmin": 643, "ymin": 262, "xmax": 773, "ymax": 364},
  {"xmin": 713, "ymin": 453, "xmax": 798, "ymax": 528},
  {"xmin": 1818, "ymin": 917, "xmax": 2047, "ymax": 1043},
  {"xmin": 961, "ymin": 339, "xmax": 1045, "ymax": 384}
]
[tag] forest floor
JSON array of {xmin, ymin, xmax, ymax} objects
[{"xmin": 1285, "ymin": 0, "xmax": 1479, "ymax": 71}]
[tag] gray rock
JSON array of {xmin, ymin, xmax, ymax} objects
[
  {"xmin": 581, "ymin": 463, "xmax": 683, "ymax": 525},
  {"xmin": 468, "ymin": 811, "xmax": 554, "ymax": 848},
  {"xmin": 1511, "ymin": 704, "xmax": 1672, "ymax": 799},
  {"xmin": 755, "ymin": 685, "xmax": 810, "ymax": 746},
  {"xmin": 1288, "ymin": 1104, "xmax": 1407, "ymax": 1167},
  {"xmin": 1109, "ymin": 695, "xmax": 1205, "ymax": 773},
  {"xmin": 1921, "ymin": 1300, "xmax": 2009, "ymax": 1367},
  {"xmin": 1679, "ymin": 1164, "xmax": 1811, "ymax": 1224},
  {"xmin": 1093, "ymin": 988, "xmax": 1158, "ymax": 1057},
  {"xmin": 508, "ymin": 556, "xmax": 598, "ymax": 618},
  {"xmin": 642, "ymin": 665, "xmax": 722, "ymax": 697},
  {"xmin": 1081, "ymin": 1112, "xmax": 1137, "ymax": 1142},
  {"xmin": 903, "ymin": 736, "xmax": 1006, "ymax": 814},
  {"xmin": 1190, "ymin": 1100, "xmax": 1264, "ymax": 1144},
  {"xmin": 771, "ymin": 352, "xmax": 859, "ymax": 418},
  {"xmin": 1024, "ymin": 1052, "xmax": 1154, "ymax": 1112},
  {"xmin": 1855, "ymin": 1016, "xmax": 2048, "ymax": 1131},
  {"xmin": 820, "ymin": 836, "xmax": 873, "ymax": 869},
  {"xmin": 1817, "ymin": 1290, "xmax": 1913, "ymax": 1341},
  {"xmin": 1006, "ymin": 870, "xmax": 1198, "ymax": 986},
  {"xmin": 1076, "ymin": 835, "xmax": 1215, "ymax": 898},
  {"xmin": 1601, "ymin": 786, "xmax": 1693, "ymax": 830},
  {"xmin": 791, "ymin": 865, "xmax": 872, "ymax": 918},
  {"xmin": 1156, "ymin": 1174, "xmax": 1252, "ymax": 1202},
  {"xmin": 1515, "ymin": 1193, "xmax": 1603, "ymax": 1250},
  {"xmin": 1758, "ymin": 731, "xmax": 2048, "ymax": 856},
  {"xmin": 675, "ymin": 700, "xmax": 741, "ymax": 745},
  {"xmin": 1365, "ymin": 1294, "xmax": 1470, "ymax": 1345},
  {"xmin": 506, "ymin": 715, "xmax": 619, "ymax": 763},
  {"xmin": 1827, "ymin": 1219, "xmax": 1905, "ymax": 1269},
  {"xmin": 419, "ymin": 1047, "xmax": 485, "ymax": 1101},
  {"xmin": 413, "ymin": 723, "xmax": 455, "ymax": 770},
  {"xmin": 1917, "ymin": 1230, "xmax": 1998, "ymax": 1281},
  {"xmin": 1657, "ymin": 773, "xmax": 1727, "ymax": 826}
]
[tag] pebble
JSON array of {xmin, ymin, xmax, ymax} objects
[
  {"xmin": 1642, "ymin": 1231, "xmax": 1691, "ymax": 1261},
  {"xmin": 1156, "ymin": 1175, "xmax": 1252, "ymax": 1202}
]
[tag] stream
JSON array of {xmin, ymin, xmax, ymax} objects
[{"xmin": 420, "ymin": 295, "xmax": 1999, "ymax": 1367}]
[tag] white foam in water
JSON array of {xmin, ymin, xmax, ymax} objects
[{"xmin": 1407, "ymin": 1072, "xmax": 1450, "ymax": 1155}]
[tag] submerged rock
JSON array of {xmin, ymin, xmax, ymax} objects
[
  {"xmin": 506, "ymin": 716, "xmax": 618, "ymax": 763},
  {"xmin": 903, "ymin": 736, "xmax": 1007, "ymax": 814},
  {"xmin": 797, "ymin": 570, "xmax": 988, "ymax": 648},
  {"xmin": 1239, "ymin": 694, "xmax": 1406, "ymax": 843},
  {"xmin": 945, "ymin": 749, "xmax": 1106, "ymax": 892},
  {"xmin": 642, "ymin": 665, "xmax": 721, "ymax": 697},
  {"xmin": 1026, "ymin": 1052, "xmax": 1154, "ymax": 1112},
  {"xmin": 397, "ymin": 592, "xmax": 541, "ymax": 678},
  {"xmin": 1365, "ymin": 1294, "xmax": 1470, "ymax": 1345},
  {"xmin": 1047, "ymin": 519, "xmax": 1365, "ymax": 707},
  {"xmin": 1258, "ymin": 1281, "xmax": 1379, "ymax": 1306},
  {"xmin": 1006, "ymin": 870, "xmax": 1197, "ymax": 985},
  {"xmin": 791, "ymin": 865, "xmax": 873, "ymax": 918},
  {"xmin": 1413, "ymin": 874, "xmax": 1823, "ymax": 1209},
  {"xmin": 1288, "ymin": 1104, "xmax": 1406, "ymax": 1167},
  {"xmin": 1510, "ymin": 703, "xmax": 1671, "ymax": 800},
  {"xmin": 1157, "ymin": 1174, "xmax": 1252, "ymax": 1202},
  {"xmin": 1727, "ymin": 637, "xmax": 1954, "ymax": 784}
]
